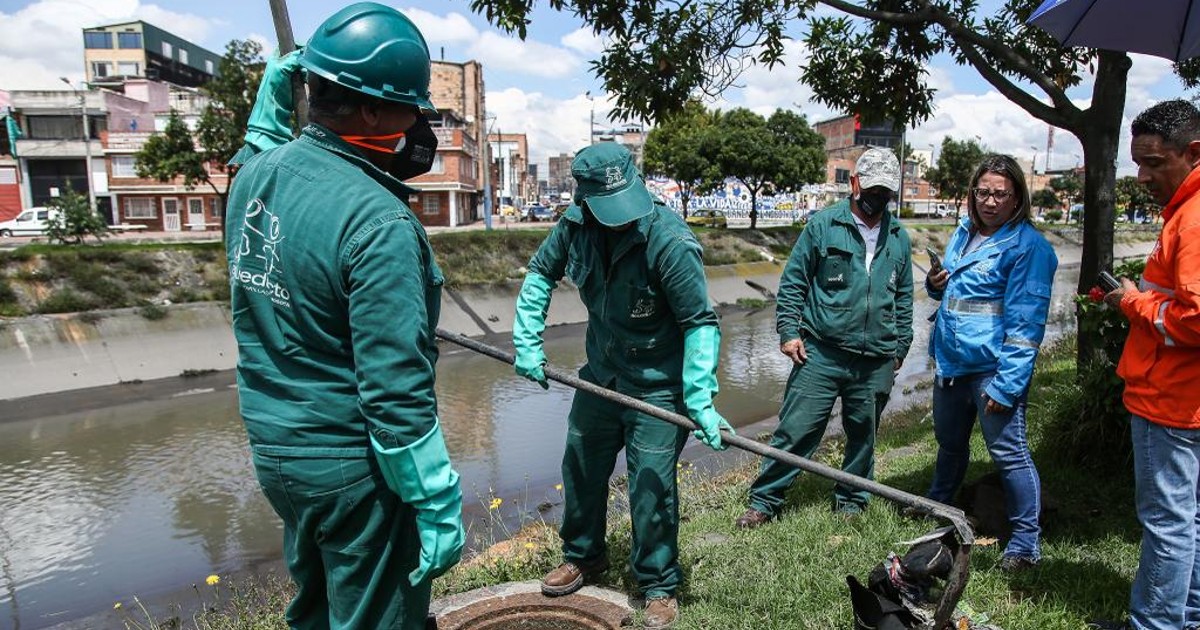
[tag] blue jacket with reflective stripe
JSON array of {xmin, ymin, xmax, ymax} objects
[{"xmin": 927, "ymin": 218, "xmax": 1057, "ymax": 406}]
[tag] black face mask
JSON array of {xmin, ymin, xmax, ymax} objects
[
  {"xmin": 388, "ymin": 113, "xmax": 438, "ymax": 181},
  {"xmin": 856, "ymin": 189, "xmax": 892, "ymax": 217}
]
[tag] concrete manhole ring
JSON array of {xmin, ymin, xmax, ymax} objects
[{"xmin": 431, "ymin": 580, "xmax": 633, "ymax": 629}]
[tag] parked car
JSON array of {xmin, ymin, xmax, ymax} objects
[
  {"xmin": 523, "ymin": 205, "xmax": 556, "ymax": 222},
  {"xmin": 0, "ymin": 207, "xmax": 61, "ymax": 237},
  {"xmin": 685, "ymin": 209, "xmax": 727, "ymax": 229}
]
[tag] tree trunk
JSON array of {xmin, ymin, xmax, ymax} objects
[
  {"xmin": 680, "ymin": 183, "xmax": 691, "ymax": 218},
  {"xmin": 749, "ymin": 188, "xmax": 758, "ymax": 230},
  {"xmin": 1075, "ymin": 50, "xmax": 1131, "ymax": 366}
]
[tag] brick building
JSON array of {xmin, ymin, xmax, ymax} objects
[{"xmin": 406, "ymin": 59, "xmax": 487, "ymax": 227}]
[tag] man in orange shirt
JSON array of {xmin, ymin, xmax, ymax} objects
[{"xmin": 1092, "ymin": 99, "xmax": 1200, "ymax": 630}]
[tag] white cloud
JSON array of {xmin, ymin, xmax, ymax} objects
[
  {"xmin": 488, "ymin": 88, "xmax": 616, "ymax": 166},
  {"xmin": 0, "ymin": 0, "xmax": 217, "ymax": 90},
  {"xmin": 402, "ymin": 7, "xmax": 479, "ymax": 44},
  {"xmin": 469, "ymin": 32, "xmax": 580, "ymax": 79},
  {"xmin": 561, "ymin": 27, "xmax": 604, "ymax": 57}
]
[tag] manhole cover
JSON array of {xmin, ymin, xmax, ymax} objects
[{"xmin": 432, "ymin": 581, "xmax": 632, "ymax": 630}]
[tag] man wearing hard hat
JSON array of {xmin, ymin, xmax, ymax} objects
[{"xmin": 225, "ymin": 3, "xmax": 462, "ymax": 628}]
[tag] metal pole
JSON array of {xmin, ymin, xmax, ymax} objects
[
  {"xmin": 60, "ymin": 78, "xmax": 96, "ymax": 212},
  {"xmin": 482, "ymin": 115, "xmax": 493, "ymax": 230},
  {"xmin": 268, "ymin": 0, "xmax": 308, "ymax": 128},
  {"xmin": 433, "ymin": 327, "xmax": 973, "ymax": 628},
  {"xmin": 896, "ymin": 128, "xmax": 906, "ymax": 216}
]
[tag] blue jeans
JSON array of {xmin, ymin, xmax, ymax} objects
[
  {"xmin": 928, "ymin": 373, "xmax": 1041, "ymax": 560},
  {"xmin": 1129, "ymin": 415, "xmax": 1200, "ymax": 630}
]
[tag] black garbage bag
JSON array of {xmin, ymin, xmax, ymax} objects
[{"xmin": 849, "ymin": 528, "xmax": 957, "ymax": 629}]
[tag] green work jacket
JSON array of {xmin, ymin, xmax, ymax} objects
[
  {"xmin": 527, "ymin": 203, "xmax": 718, "ymax": 393},
  {"xmin": 226, "ymin": 124, "xmax": 442, "ymax": 451},
  {"xmin": 775, "ymin": 199, "xmax": 914, "ymax": 360}
]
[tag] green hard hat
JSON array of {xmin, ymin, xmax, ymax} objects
[{"xmin": 300, "ymin": 2, "xmax": 436, "ymax": 111}]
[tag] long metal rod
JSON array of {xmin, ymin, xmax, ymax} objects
[
  {"xmin": 435, "ymin": 327, "xmax": 973, "ymax": 628},
  {"xmin": 268, "ymin": 0, "xmax": 308, "ymax": 128}
]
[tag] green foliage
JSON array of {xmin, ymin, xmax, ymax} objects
[
  {"xmin": 1031, "ymin": 187, "xmax": 1060, "ymax": 211},
  {"xmin": 709, "ymin": 108, "xmax": 826, "ymax": 229},
  {"xmin": 44, "ymin": 185, "xmax": 109, "ymax": 245},
  {"xmin": 0, "ymin": 277, "xmax": 17, "ymax": 307},
  {"xmin": 139, "ymin": 302, "xmax": 168, "ymax": 320},
  {"xmin": 1044, "ymin": 209, "xmax": 1064, "ymax": 222},
  {"xmin": 1114, "ymin": 175, "xmax": 1159, "ymax": 217},
  {"xmin": 924, "ymin": 136, "xmax": 986, "ymax": 211},
  {"xmin": 643, "ymin": 101, "xmax": 723, "ymax": 217},
  {"xmin": 37, "ymin": 288, "xmax": 100, "ymax": 314},
  {"xmin": 1050, "ymin": 172, "xmax": 1083, "ymax": 207},
  {"xmin": 1042, "ymin": 259, "xmax": 1146, "ymax": 470}
]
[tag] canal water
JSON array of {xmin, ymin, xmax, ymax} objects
[{"xmin": 0, "ymin": 266, "xmax": 1085, "ymax": 630}]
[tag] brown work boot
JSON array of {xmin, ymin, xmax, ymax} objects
[
  {"xmin": 734, "ymin": 508, "xmax": 772, "ymax": 530},
  {"xmin": 540, "ymin": 558, "xmax": 609, "ymax": 596},
  {"xmin": 643, "ymin": 596, "xmax": 679, "ymax": 628}
]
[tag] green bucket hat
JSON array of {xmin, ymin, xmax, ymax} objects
[{"xmin": 571, "ymin": 143, "xmax": 653, "ymax": 227}]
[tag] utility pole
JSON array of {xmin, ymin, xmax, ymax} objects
[
  {"xmin": 585, "ymin": 91, "xmax": 595, "ymax": 145},
  {"xmin": 60, "ymin": 77, "xmax": 96, "ymax": 213},
  {"xmin": 268, "ymin": 0, "xmax": 308, "ymax": 128}
]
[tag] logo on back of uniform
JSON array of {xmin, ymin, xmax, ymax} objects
[
  {"xmin": 630, "ymin": 297, "xmax": 656, "ymax": 319},
  {"xmin": 230, "ymin": 197, "xmax": 291, "ymax": 308}
]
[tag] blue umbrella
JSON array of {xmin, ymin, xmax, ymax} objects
[{"xmin": 1027, "ymin": 0, "xmax": 1200, "ymax": 62}]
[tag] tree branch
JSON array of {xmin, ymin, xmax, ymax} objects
[
  {"xmin": 816, "ymin": 0, "xmax": 1077, "ymax": 116},
  {"xmin": 956, "ymin": 40, "xmax": 1077, "ymax": 130}
]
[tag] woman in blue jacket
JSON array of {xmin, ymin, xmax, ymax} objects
[{"xmin": 924, "ymin": 154, "xmax": 1057, "ymax": 572}]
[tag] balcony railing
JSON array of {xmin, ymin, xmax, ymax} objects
[{"xmin": 432, "ymin": 128, "xmax": 477, "ymax": 157}]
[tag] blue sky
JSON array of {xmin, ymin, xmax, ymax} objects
[{"xmin": 0, "ymin": 0, "xmax": 1190, "ymax": 173}]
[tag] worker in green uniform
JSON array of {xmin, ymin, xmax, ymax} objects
[
  {"xmin": 735, "ymin": 147, "xmax": 914, "ymax": 529},
  {"xmin": 512, "ymin": 142, "xmax": 732, "ymax": 629},
  {"xmin": 225, "ymin": 4, "xmax": 463, "ymax": 628}
]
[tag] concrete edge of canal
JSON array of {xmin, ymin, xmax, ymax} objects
[{"xmin": 0, "ymin": 261, "xmax": 787, "ymax": 402}]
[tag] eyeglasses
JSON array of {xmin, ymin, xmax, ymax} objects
[{"xmin": 971, "ymin": 188, "xmax": 1013, "ymax": 203}]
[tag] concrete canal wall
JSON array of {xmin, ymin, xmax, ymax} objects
[{"xmin": 0, "ymin": 262, "xmax": 785, "ymax": 401}]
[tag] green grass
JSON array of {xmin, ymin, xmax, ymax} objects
[{"xmin": 115, "ymin": 335, "xmax": 1140, "ymax": 628}]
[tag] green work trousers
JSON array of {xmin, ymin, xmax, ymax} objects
[
  {"xmin": 252, "ymin": 445, "xmax": 429, "ymax": 630},
  {"xmin": 748, "ymin": 339, "xmax": 895, "ymax": 516},
  {"xmin": 559, "ymin": 384, "xmax": 689, "ymax": 599}
]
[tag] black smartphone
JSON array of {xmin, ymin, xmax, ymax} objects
[
  {"xmin": 1098, "ymin": 271, "xmax": 1121, "ymax": 292},
  {"xmin": 925, "ymin": 246, "xmax": 942, "ymax": 269}
]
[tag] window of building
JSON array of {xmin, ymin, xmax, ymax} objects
[
  {"xmin": 205, "ymin": 60, "xmax": 214, "ymax": 74},
  {"xmin": 162, "ymin": 41, "xmax": 172, "ymax": 58},
  {"xmin": 178, "ymin": 48, "xmax": 188, "ymax": 64},
  {"xmin": 0, "ymin": 167, "xmax": 16, "ymax": 185},
  {"xmin": 90, "ymin": 61, "xmax": 111, "ymax": 78},
  {"xmin": 209, "ymin": 197, "xmax": 223, "ymax": 218},
  {"xmin": 117, "ymin": 61, "xmax": 140, "ymax": 76},
  {"xmin": 125, "ymin": 197, "xmax": 156, "ymax": 219},
  {"xmin": 422, "ymin": 193, "xmax": 441, "ymax": 216},
  {"xmin": 112, "ymin": 155, "xmax": 138, "ymax": 178},
  {"xmin": 27, "ymin": 116, "xmax": 80, "ymax": 140},
  {"xmin": 118, "ymin": 32, "xmax": 142, "ymax": 49},
  {"xmin": 84, "ymin": 32, "xmax": 112, "ymax": 49},
  {"xmin": 834, "ymin": 168, "xmax": 851, "ymax": 184},
  {"xmin": 429, "ymin": 154, "xmax": 444, "ymax": 174}
]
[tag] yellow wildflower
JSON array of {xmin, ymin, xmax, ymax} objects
[
  {"xmin": 489, "ymin": 497, "xmax": 503, "ymax": 510},
  {"xmin": 554, "ymin": 483, "xmax": 563, "ymax": 491},
  {"xmin": 524, "ymin": 542, "xmax": 536, "ymax": 550},
  {"xmin": 205, "ymin": 574, "xmax": 220, "ymax": 586},
  {"xmin": 113, "ymin": 602, "xmax": 123, "ymax": 610}
]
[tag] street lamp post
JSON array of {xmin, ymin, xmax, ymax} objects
[
  {"xmin": 584, "ymin": 91, "xmax": 595, "ymax": 146},
  {"xmin": 1030, "ymin": 145, "xmax": 1039, "ymax": 177},
  {"xmin": 60, "ymin": 77, "xmax": 96, "ymax": 212},
  {"xmin": 482, "ymin": 114, "xmax": 498, "ymax": 230},
  {"xmin": 926, "ymin": 143, "xmax": 936, "ymax": 216}
]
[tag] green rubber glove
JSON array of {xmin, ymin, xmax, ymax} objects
[
  {"xmin": 513, "ymin": 272, "xmax": 555, "ymax": 389},
  {"xmin": 232, "ymin": 48, "xmax": 302, "ymax": 164},
  {"xmin": 683, "ymin": 325, "xmax": 734, "ymax": 450},
  {"xmin": 370, "ymin": 419, "xmax": 465, "ymax": 585}
]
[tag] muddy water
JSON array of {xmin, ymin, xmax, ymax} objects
[{"xmin": 0, "ymin": 265, "xmax": 1084, "ymax": 630}]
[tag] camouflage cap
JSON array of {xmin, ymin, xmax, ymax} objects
[{"xmin": 855, "ymin": 147, "xmax": 901, "ymax": 192}]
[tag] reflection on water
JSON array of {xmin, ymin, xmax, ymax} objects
[{"xmin": 0, "ymin": 264, "xmax": 1083, "ymax": 629}]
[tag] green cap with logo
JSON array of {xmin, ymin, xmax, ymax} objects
[{"xmin": 570, "ymin": 143, "xmax": 654, "ymax": 227}]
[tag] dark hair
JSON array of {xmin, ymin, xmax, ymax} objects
[
  {"xmin": 306, "ymin": 74, "xmax": 385, "ymax": 122},
  {"xmin": 1131, "ymin": 99, "xmax": 1200, "ymax": 151},
  {"xmin": 967, "ymin": 154, "xmax": 1031, "ymax": 230}
]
